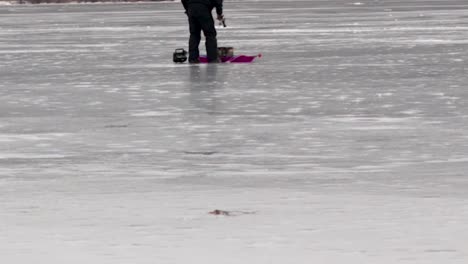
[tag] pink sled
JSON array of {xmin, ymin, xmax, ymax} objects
[{"xmin": 199, "ymin": 54, "xmax": 262, "ymax": 63}]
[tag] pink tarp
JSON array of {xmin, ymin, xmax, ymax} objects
[{"xmin": 199, "ymin": 54, "xmax": 262, "ymax": 63}]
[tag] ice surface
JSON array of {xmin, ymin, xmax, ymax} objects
[{"xmin": 1, "ymin": 1, "xmax": 468, "ymax": 263}]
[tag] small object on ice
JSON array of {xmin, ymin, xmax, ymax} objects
[
  {"xmin": 209, "ymin": 209, "xmax": 257, "ymax": 216},
  {"xmin": 218, "ymin": 47, "xmax": 234, "ymax": 57},
  {"xmin": 173, "ymin": 48, "xmax": 188, "ymax": 63},
  {"xmin": 209, "ymin": 209, "xmax": 231, "ymax": 216}
]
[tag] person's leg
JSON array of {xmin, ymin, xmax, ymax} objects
[
  {"xmin": 188, "ymin": 15, "xmax": 202, "ymax": 62},
  {"xmin": 199, "ymin": 13, "xmax": 218, "ymax": 62}
]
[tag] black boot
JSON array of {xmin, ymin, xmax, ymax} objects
[{"xmin": 189, "ymin": 58, "xmax": 200, "ymax": 64}]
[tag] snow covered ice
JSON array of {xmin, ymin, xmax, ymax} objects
[{"xmin": 1, "ymin": 1, "xmax": 468, "ymax": 263}]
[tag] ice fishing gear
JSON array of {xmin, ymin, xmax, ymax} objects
[
  {"xmin": 200, "ymin": 47, "xmax": 262, "ymax": 63},
  {"xmin": 200, "ymin": 47, "xmax": 261, "ymax": 63},
  {"xmin": 218, "ymin": 47, "xmax": 234, "ymax": 57},
  {"xmin": 172, "ymin": 48, "xmax": 187, "ymax": 63},
  {"xmin": 199, "ymin": 53, "xmax": 262, "ymax": 63},
  {"xmin": 218, "ymin": 15, "xmax": 226, "ymax": 27},
  {"xmin": 172, "ymin": 46, "xmax": 261, "ymax": 64}
]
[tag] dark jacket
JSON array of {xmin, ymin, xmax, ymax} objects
[{"xmin": 181, "ymin": 0, "xmax": 223, "ymax": 16}]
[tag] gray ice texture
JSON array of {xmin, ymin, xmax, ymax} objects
[{"xmin": 1, "ymin": 1, "xmax": 468, "ymax": 263}]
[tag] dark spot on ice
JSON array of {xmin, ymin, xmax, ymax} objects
[
  {"xmin": 209, "ymin": 209, "xmax": 257, "ymax": 216},
  {"xmin": 209, "ymin": 209, "xmax": 231, "ymax": 216}
]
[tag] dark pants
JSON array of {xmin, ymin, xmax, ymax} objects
[{"xmin": 187, "ymin": 4, "xmax": 218, "ymax": 62}]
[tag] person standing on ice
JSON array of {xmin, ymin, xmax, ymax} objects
[{"xmin": 181, "ymin": 0, "xmax": 224, "ymax": 63}]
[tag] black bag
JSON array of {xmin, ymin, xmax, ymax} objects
[{"xmin": 173, "ymin": 48, "xmax": 188, "ymax": 63}]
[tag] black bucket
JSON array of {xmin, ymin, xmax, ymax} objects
[{"xmin": 173, "ymin": 48, "xmax": 187, "ymax": 63}]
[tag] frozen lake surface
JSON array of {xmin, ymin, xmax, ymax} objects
[{"xmin": 1, "ymin": 1, "xmax": 468, "ymax": 263}]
